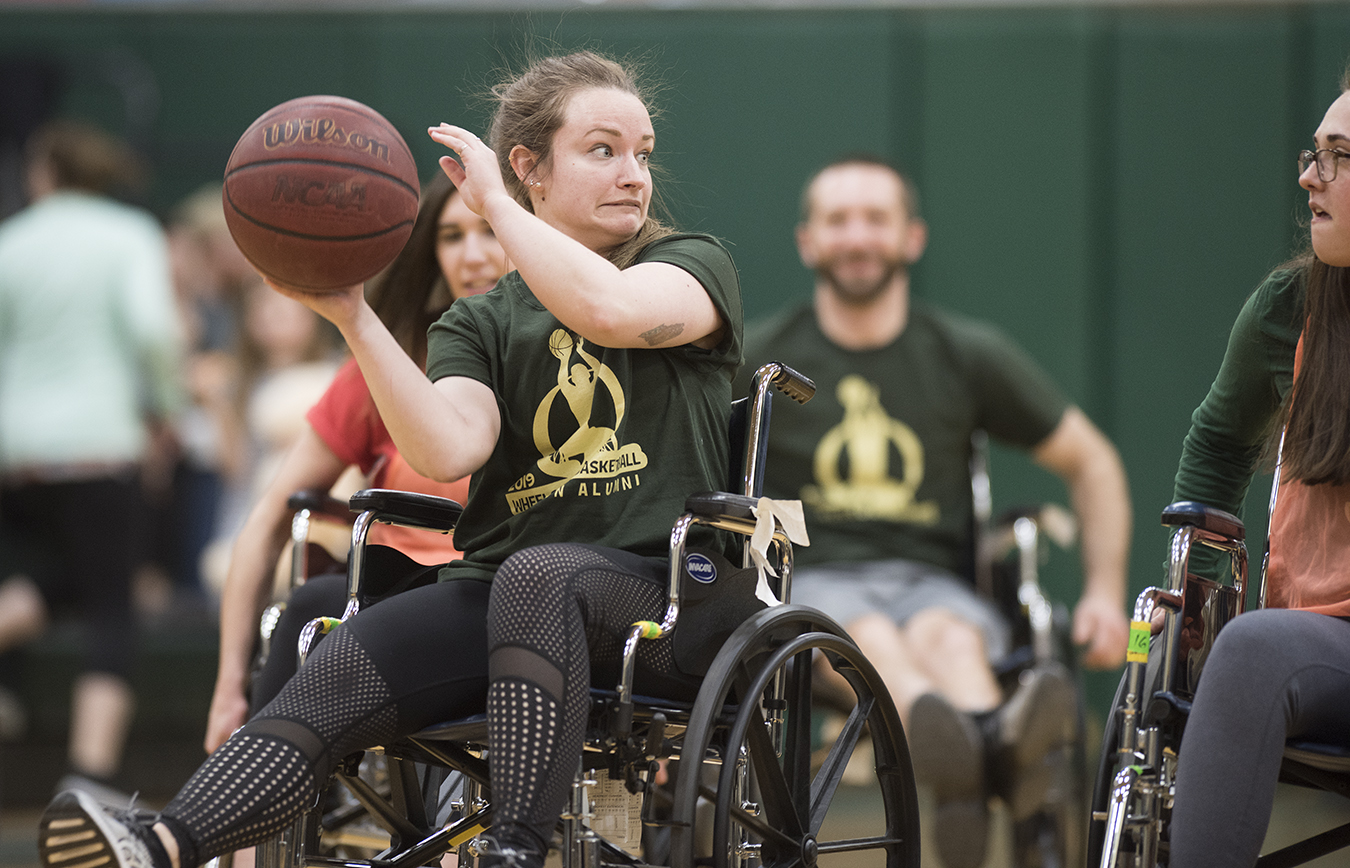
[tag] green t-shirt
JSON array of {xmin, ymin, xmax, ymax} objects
[
  {"xmin": 736, "ymin": 301, "xmax": 1067, "ymax": 575},
  {"xmin": 426, "ymin": 233, "xmax": 743, "ymax": 582},
  {"xmin": 1172, "ymin": 267, "xmax": 1303, "ymax": 515}
]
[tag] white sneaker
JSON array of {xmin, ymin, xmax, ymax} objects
[{"xmin": 39, "ymin": 789, "xmax": 156, "ymax": 868}]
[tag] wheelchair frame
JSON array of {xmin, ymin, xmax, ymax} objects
[
  {"xmin": 249, "ymin": 362, "xmax": 922, "ymax": 868},
  {"xmin": 1088, "ymin": 494, "xmax": 1350, "ymax": 868}
]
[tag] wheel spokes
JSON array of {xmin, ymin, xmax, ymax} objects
[
  {"xmin": 740, "ymin": 696, "xmax": 807, "ymax": 841},
  {"xmin": 809, "ymin": 696, "xmax": 874, "ymax": 835}
]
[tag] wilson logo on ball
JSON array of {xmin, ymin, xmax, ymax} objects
[
  {"xmin": 262, "ymin": 118, "xmax": 392, "ymax": 164},
  {"xmin": 223, "ymin": 95, "xmax": 419, "ymax": 290},
  {"xmin": 272, "ymin": 177, "xmax": 367, "ymax": 211}
]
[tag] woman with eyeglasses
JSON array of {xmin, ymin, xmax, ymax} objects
[{"xmin": 1165, "ymin": 71, "xmax": 1350, "ymax": 865}]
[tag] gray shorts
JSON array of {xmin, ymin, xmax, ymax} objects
[{"xmin": 790, "ymin": 558, "xmax": 1011, "ymax": 662}]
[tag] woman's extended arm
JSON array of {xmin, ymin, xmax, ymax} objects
[
  {"xmin": 264, "ymin": 284, "xmax": 501, "ymax": 485},
  {"xmin": 205, "ymin": 426, "xmax": 347, "ymax": 752}
]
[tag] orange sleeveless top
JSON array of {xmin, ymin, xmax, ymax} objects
[{"xmin": 1265, "ymin": 334, "xmax": 1350, "ymax": 615}]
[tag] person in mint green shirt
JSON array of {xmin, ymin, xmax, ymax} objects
[
  {"xmin": 738, "ymin": 156, "xmax": 1131, "ymax": 868},
  {"xmin": 0, "ymin": 120, "xmax": 184, "ymax": 802}
]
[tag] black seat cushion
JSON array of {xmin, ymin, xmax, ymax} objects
[{"xmin": 672, "ymin": 547, "xmax": 767, "ymax": 678}]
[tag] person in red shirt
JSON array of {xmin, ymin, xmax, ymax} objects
[{"xmin": 203, "ymin": 172, "xmax": 509, "ymax": 753}]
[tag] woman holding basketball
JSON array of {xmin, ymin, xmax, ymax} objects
[
  {"xmin": 202, "ymin": 170, "xmax": 510, "ymax": 754},
  {"xmin": 39, "ymin": 50, "xmax": 742, "ymax": 868}
]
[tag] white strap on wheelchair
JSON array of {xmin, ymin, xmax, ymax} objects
[{"xmin": 749, "ymin": 496, "xmax": 810, "ymax": 606}]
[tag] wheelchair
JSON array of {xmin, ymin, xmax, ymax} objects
[
  {"xmin": 966, "ymin": 432, "xmax": 1088, "ymax": 868},
  {"xmin": 1086, "ymin": 499, "xmax": 1350, "ymax": 868},
  {"xmin": 244, "ymin": 361, "xmax": 922, "ymax": 868}
]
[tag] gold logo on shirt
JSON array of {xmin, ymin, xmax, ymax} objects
[
  {"xmin": 801, "ymin": 375, "xmax": 939, "ymax": 524},
  {"xmin": 505, "ymin": 330, "xmax": 648, "ymax": 514}
]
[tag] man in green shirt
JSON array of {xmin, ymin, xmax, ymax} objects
[{"xmin": 738, "ymin": 157, "xmax": 1131, "ymax": 868}]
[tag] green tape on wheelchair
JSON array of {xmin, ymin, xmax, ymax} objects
[
  {"xmin": 1127, "ymin": 620, "xmax": 1151, "ymax": 663},
  {"xmin": 318, "ymin": 616, "xmax": 343, "ymax": 635},
  {"xmin": 632, "ymin": 621, "xmax": 661, "ymax": 639}
]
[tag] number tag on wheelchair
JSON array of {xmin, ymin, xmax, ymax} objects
[
  {"xmin": 1127, "ymin": 620, "xmax": 1151, "ymax": 663},
  {"xmin": 588, "ymin": 774, "xmax": 644, "ymax": 857}
]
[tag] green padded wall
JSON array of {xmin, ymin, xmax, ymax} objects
[{"xmin": 6, "ymin": 4, "xmax": 1350, "ymax": 713}]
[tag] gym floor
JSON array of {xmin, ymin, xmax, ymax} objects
[{"xmin": 2, "ymin": 783, "xmax": 1346, "ymax": 868}]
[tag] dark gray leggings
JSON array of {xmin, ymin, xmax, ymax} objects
[{"xmin": 1169, "ymin": 608, "xmax": 1350, "ymax": 867}]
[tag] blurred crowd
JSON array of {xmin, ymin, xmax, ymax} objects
[
  {"xmin": 160, "ymin": 183, "xmax": 346, "ymax": 608},
  {"xmin": 0, "ymin": 118, "xmax": 346, "ymax": 799}
]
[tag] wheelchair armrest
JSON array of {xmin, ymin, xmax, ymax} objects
[
  {"xmin": 685, "ymin": 491, "xmax": 758, "ymax": 522},
  {"xmin": 286, "ymin": 489, "xmax": 352, "ymax": 522},
  {"xmin": 1160, "ymin": 500, "xmax": 1245, "ymax": 542},
  {"xmin": 348, "ymin": 488, "xmax": 463, "ymax": 533}
]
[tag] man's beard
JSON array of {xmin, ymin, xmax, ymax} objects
[{"xmin": 816, "ymin": 254, "xmax": 906, "ymax": 306}]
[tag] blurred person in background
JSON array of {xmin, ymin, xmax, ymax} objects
[
  {"xmin": 0, "ymin": 118, "xmax": 185, "ymax": 802},
  {"xmin": 738, "ymin": 156, "xmax": 1130, "ymax": 868},
  {"xmin": 148, "ymin": 184, "xmax": 256, "ymax": 614},
  {"xmin": 196, "ymin": 279, "xmax": 344, "ymax": 600}
]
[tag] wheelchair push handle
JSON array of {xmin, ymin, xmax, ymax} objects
[{"xmin": 757, "ymin": 361, "xmax": 815, "ymax": 405}]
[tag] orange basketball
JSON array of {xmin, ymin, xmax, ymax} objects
[{"xmin": 223, "ymin": 95, "xmax": 420, "ymax": 291}]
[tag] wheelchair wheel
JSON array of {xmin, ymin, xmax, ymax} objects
[
  {"xmin": 1086, "ymin": 671, "xmax": 1127, "ymax": 868},
  {"xmin": 667, "ymin": 605, "xmax": 920, "ymax": 868}
]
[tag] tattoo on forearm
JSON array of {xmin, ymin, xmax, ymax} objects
[{"xmin": 640, "ymin": 323, "xmax": 685, "ymax": 346}]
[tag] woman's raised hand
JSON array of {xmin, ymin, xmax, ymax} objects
[{"xmin": 428, "ymin": 124, "xmax": 511, "ymax": 217}]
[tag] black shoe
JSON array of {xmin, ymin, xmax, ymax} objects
[
  {"xmin": 40, "ymin": 789, "xmax": 159, "ymax": 868},
  {"xmin": 909, "ymin": 693, "xmax": 988, "ymax": 868},
  {"xmin": 990, "ymin": 662, "xmax": 1076, "ymax": 821}
]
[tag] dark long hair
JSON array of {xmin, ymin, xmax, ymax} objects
[
  {"xmin": 486, "ymin": 50, "xmax": 674, "ymax": 269},
  {"xmin": 1279, "ymin": 252, "xmax": 1350, "ymax": 485},
  {"xmin": 366, "ymin": 172, "xmax": 462, "ymax": 365}
]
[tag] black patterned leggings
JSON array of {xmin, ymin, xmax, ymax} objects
[
  {"xmin": 155, "ymin": 544, "xmax": 696, "ymax": 867},
  {"xmin": 485, "ymin": 543, "xmax": 702, "ymax": 850}
]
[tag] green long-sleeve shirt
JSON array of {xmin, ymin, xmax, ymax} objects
[{"xmin": 1172, "ymin": 268, "xmax": 1303, "ymax": 516}]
